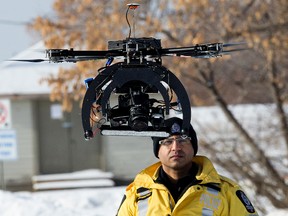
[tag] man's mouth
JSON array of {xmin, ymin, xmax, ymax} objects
[{"xmin": 170, "ymin": 154, "xmax": 183, "ymax": 159}]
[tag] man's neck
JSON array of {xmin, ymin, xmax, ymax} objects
[{"xmin": 162, "ymin": 164, "xmax": 193, "ymax": 184}]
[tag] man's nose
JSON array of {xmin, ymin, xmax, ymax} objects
[{"xmin": 170, "ymin": 140, "xmax": 182, "ymax": 150}]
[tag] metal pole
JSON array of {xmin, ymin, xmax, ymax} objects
[
  {"xmin": 0, "ymin": 161, "xmax": 5, "ymax": 190},
  {"xmin": 63, "ymin": 112, "xmax": 73, "ymax": 172}
]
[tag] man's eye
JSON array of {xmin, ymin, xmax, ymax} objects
[
  {"xmin": 164, "ymin": 140, "xmax": 173, "ymax": 145},
  {"xmin": 178, "ymin": 139, "xmax": 186, "ymax": 144}
]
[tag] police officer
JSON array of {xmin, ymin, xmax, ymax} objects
[{"xmin": 117, "ymin": 117, "xmax": 259, "ymax": 216}]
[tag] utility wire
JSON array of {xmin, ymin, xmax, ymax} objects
[{"xmin": 0, "ymin": 19, "xmax": 30, "ymax": 26}]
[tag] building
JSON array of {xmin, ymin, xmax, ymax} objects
[{"xmin": 0, "ymin": 42, "xmax": 157, "ymax": 190}]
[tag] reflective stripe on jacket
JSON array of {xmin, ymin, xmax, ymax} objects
[{"xmin": 117, "ymin": 155, "xmax": 259, "ymax": 216}]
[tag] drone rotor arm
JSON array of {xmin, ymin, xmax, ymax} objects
[
  {"xmin": 160, "ymin": 43, "xmax": 224, "ymax": 58},
  {"xmin": 46, "ymin": 49, "xmax": 123, "ymax": 63}
]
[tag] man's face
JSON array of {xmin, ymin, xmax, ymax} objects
[{"xmin": 158, "ymin": 135, "xmax": 194, "ymax": 171}]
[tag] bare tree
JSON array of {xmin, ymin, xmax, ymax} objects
[
  {"xmin": 183, "ymin": 61, "xmax": 288, "ymax": 208},
  {"xmin": 176, "ymin": 0, "xmax": 288, "ymax": 210}
]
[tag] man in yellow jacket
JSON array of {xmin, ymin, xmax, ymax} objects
[{"xmin": 117, "ymin": 117, "xmax": 259, "ymax": 216}]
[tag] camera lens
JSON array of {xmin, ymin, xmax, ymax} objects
[
  {"xmin": 129, "ymin": 106, "xmax": 149, "ymax": 131},
  {"xmin": 130, "ymin": 117, "xmax": 148, "ymax": 131}
]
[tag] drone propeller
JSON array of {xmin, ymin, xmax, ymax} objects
[
  {"xmin": 222, "ymin": 48, "xmax": 248, "ymax": 54},
  {"xmin": 8, "ymin": 59, "xmax": 48, "ymax": 63},
  {"xmin": 220, "ymin": 43, "xmax": 249, "ymax": 56},
  {"xmin": 222, "ymin": 42, "xmax": 247, "ymax": 47},
  {"xmin": 160, "ymin": 42, "xmax": 247, "ymax": 58}
]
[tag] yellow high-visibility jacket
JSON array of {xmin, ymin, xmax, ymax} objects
[{"xmin": 117, "ymin": 156, "xmax": 259, "ymax": 216}]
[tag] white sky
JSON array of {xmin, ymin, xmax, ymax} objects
[{"xmin": 0, "ymin": 0, "xmax": 54, "ymax": 62}]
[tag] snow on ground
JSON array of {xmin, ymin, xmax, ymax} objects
[
  {"xmin": 0, "ymin": 170, "xmax": 126, "ymax": 216},
  {"xmin": 0, "ymin": 186, "xmax": 288, "ymax": 216},
  {"xmin": 32, "ymin": 169, "xmax": 115, "ymax": 191},
  {"xmin": 0, "ymin": 167, "xmax": 288, "ymax": 216},
  {"xmin": 0, "ymin": 187, "xmax": 125, "ymax": 216}
]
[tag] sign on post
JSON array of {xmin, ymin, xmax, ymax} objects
[
  {"xmin": 0, "ymin": 99, "xmax": 12, "ymax": 129},
  {"xmin": 0, "ymin": 130, "xmax": 17, "ymax": 160}
]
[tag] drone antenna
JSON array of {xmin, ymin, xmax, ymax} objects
[{"xmin": 126, "ymin": 3, "xmax": 140, "ymax": 38}]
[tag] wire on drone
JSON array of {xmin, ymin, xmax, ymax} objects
[{"xmin": 126, "ymin": 3, "xmax": 140, "ymax": 38}]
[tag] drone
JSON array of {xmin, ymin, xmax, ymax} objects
[{"xmin": 12, "ymin": 3, "xmax": 246, "ymax": 140}]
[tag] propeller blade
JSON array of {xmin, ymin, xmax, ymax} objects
[
  {"xmin": 223, "ymin": 42, "xmax": 247, "ymax": 47},
  {"xmin": 222, "ymin": 48, "xmax": 250, "ymax": 54},
  {"xmin": 8, "ymin": 59, "xmax": 48, "ymax": 63}
]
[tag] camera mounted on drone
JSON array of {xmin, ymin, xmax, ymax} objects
[{"xmin": 11, "ymin": 3, "xmax": 247, "ymax": 140}]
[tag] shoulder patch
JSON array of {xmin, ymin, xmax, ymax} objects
[{"xmin": 236, "ymin": 190, "xmax": 255, "ymax": 213}]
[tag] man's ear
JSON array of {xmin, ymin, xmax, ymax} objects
[{"xmin": 157, "ymin": 146, "xmax": 160, "ymax": 158}]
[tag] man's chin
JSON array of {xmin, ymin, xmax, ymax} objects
[{"xmin": 169, "ymin": 159, "xmax": 186, "ymax": 168}]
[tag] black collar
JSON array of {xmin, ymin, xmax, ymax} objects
[
  {"xmin": 156, "ymin": 162, "xmax": 199, "ymax": 183},
  {"xmin": 156, "ymin": 162, "xmax": 201, "ymax": 202}
]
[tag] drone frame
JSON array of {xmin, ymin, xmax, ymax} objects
[{"xmin": 9, "ymin": 4, "xmax": 247, "ymax": 140}]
